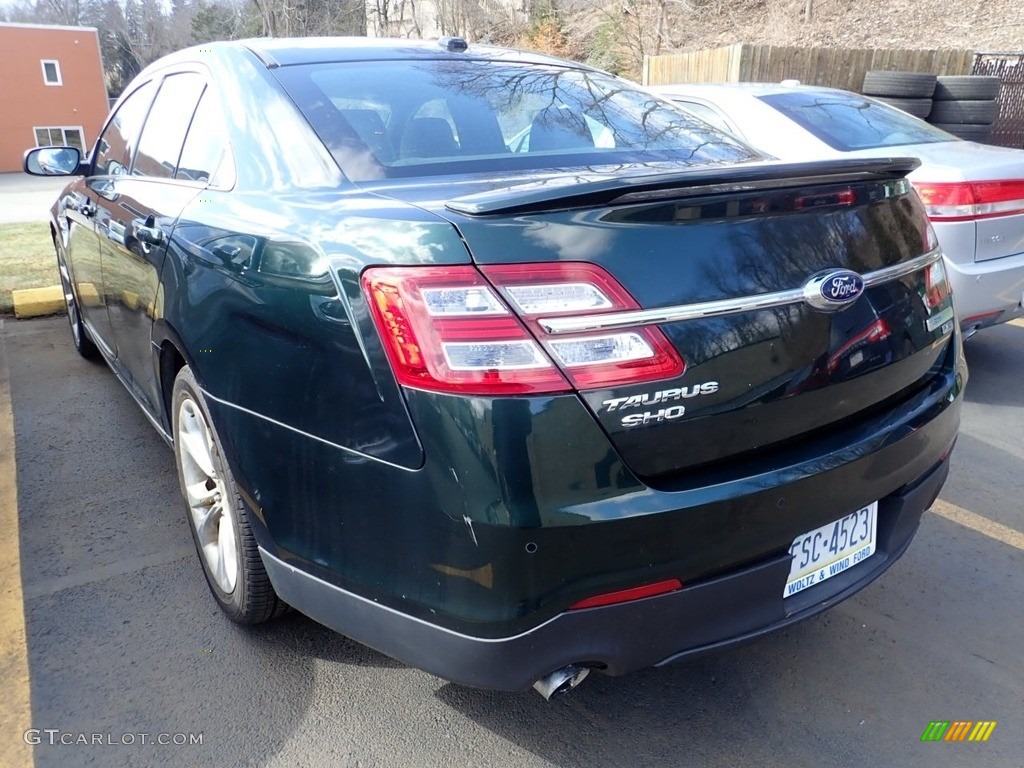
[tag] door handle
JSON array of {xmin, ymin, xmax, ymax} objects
[
  {"xmin": 134, "ymin": 216, "xmax": 164, "ymax": 246},
  {"xmin": 136, "ymin": 225, "xmax": 163, "ymax": 245},
  {"xmin": 68, "ymin": 197, "xmax": 96, "ymax": 217}
]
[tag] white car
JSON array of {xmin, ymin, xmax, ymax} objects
[{"xmin": 650, "ymin": 82, "xmax": 1024, "ymax": 336}]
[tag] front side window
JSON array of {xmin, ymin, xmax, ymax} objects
[
  {"xmin": 758, "ymin": 90, "xmax": 957, "ymax": 151},
  {"xmin": 133, "ymin": 73, "xmax": 205, "ymax": 179},
  {"xmin": 93, "ymin": 81, "xmax": 157, "ymax": 177},
  {"xmin": 274, "ymin": 60, "xmax": 760, "ymax": 182},
  {"xmin": 41, "ymin": 60, "xmax": 61, "ymax": 86}
]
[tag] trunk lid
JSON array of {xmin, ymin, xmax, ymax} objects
[{"xmin": 373, "ymin": 159, "xmax": 954, "ymax": 480}]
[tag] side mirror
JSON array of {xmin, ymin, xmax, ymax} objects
[{"xmin": 24, "ymin": 146, "xmax": 83, "ymax": 177}]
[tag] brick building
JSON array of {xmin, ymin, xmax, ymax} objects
[{"xmin": 0, "ymin": 23, "xmax": 109, "ymax": 172}]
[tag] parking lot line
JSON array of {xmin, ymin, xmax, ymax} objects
[
  {"xmin": 0, "ymin": 320, "xmax": 34, "ymax": 768},
  {"xmin": 1009, "ymin": 318, "xmax": 1024, "ymax": 329},
  {"xmin": 930, "ymin": 498, "xmax": 1024, "ymax": 552}
]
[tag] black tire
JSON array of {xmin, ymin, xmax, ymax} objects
[
  {"xmin": 862, "ymin": 71, "xmax": 937, "ymax": 98},
  {"xmin": 927, "ymin": 99, "xmax": 1000, "ymax": 125},
  {"xmin": 55, "ymin": 244, "xmax": 99, "ymax": 360},
  {"xmin": 874, "ymin": 97, "xmax": 933, "ymax": 119},
  {"xmin": 172, "ymin": 366, "xmax": 288, "ymax": 624},
  {"xmin": 934, "ymin": 76, "xmax": 1002, "ymax": 101},
  {"xmin": 929, "ymin": 123, "xmax": 994, "ymax": 142}
]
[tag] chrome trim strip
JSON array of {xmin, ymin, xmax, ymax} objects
[
  {"xmin": 538, "ymin": 249, "xmax": 943, "ymax": 335},
  {"xmin": 861, "ymin": 249, "xmax": 942, "ymax": 289}
]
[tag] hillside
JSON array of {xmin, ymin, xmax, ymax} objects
[
  {"xmin": 550, "ymin": 0, "xmax": 1024, "ymax": 80},
  {"xmin": 673, "ymin": 0, "xmax": 1024, "ymax": 52}
]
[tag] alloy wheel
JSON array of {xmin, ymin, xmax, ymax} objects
[
  {"xmin": 57, "ymin": 256, "xmax": 81, "ymax": 348},
  {"xmin": 176, "ymin": 397, "xmax": 238, "ymax": 594}
]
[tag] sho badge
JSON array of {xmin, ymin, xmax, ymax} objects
[{"xmin": 621, "ymin": 405, "xmax": 686, "ymax": 427}]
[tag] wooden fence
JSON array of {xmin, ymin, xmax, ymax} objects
[
  {"xmin": 973, "ymin": 53, "xmax": 1024, "ymax": 149},
  {"xmin": 643, "ymin": 44, "xmax": 974, "ymax": 91}
]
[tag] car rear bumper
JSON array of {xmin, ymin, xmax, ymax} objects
[
  {"xmin": 260, "ymin": 453, "xmax": 949, "ymax": 692},
  {"xmin": 944, "ymin": 251, "xmax": 1024, "ymax": 332}
]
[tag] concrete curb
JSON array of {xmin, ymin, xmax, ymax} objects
[{"xmin": 12, "ymin": 286, "xmax": 63, "ymax": 319}]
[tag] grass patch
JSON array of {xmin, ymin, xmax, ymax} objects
[{"xmin": 0, "ymin": 222, "xmax": 56, "ymax": 315}]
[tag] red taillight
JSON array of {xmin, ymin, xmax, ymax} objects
[
  {"xmin": 482, "ymin": 263, "xmax": 685, "ymax": 389},
  {"xmin": 362, "ymin": 262, "xmax": 685, "ymax": 396},
  {"xmin": 924, "ymin": 258, "xmax": 952, "ymax": 309},
  {"xmin": 913, "ymin": 180, "xmax": 1024, "ymax": 221},
  {"xmin": 569, "ymin": 578, "xmax": 683, "ymax": 610},
  {"xmin": 362, "ymin": 266, "xmax": 571, "ymax": 395},
  {"xmin": 794, "ymin": 187, "xmax": 856, "ymax": 209}
]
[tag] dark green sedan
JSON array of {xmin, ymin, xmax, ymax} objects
[{"xmin": 24, "ymin": 37, "xmax": 964, "ymax": 698}]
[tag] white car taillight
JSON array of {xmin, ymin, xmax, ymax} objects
[
  {"xmin": 361, "ymin": 262, "xmax": 684, "ymax": 396},
  {"xmin": 548, "ymin": 333, "xmax": 655, "ymax": 367},
  {"xmin": 442, "ymin": 340, "xmax": 552, "ymax": 371},
  {"xmin": 913, "ymin": 180, "xmax": 1024, "ymax": 222},
  {"xmin": 420, "ymin": 285, "xmax": 507, "ymax": 316},
  {"xmin": 503, "ymin": 283, "xmax": 613, "ymax": 314}
]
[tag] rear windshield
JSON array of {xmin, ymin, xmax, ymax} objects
[
  {"xmin": 757, "ymin": 90, "xmax": 957, "ymax": 151},
  {"xmin": 273, "ymin": 59, "xmax": 760, "ymax": 181}
]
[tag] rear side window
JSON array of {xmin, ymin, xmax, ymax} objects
[
  {"xmin": 176, "ymin": 88, "xmax": 233, "ymax": 186},
  {"xmin": 274, "ymin": 60, "xmax": 760, "ymax": 181},
  {"xmin": 757, "ymin": 91, "xmax": 956, "ymax": 151},
  {"xmin": 133, "ymin": 73, "xmax": 206, "ymax": 179},
  {"xmin": 93, "ymin": 80, "xmax": 157, "ymax": 176},
  {"xmin": 670, "ymin": 101, "xmax": 737, "ymax": 137}
]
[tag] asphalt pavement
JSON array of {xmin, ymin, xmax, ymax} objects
[
  {"xmin": 2, "ymin": 316, "xmax": 1022, "ymax": 768},
  {"xmin": 0, "ymin": 173, "xmax": 67, "ymax": 224}
]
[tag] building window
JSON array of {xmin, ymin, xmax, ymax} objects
[
  {"xmin": 34, "ymin": 127, "xmax": 85, "ymax": 152},
  {"xmin": 41, "ymin": 59, "xmax": 62, "ymax": 86}
]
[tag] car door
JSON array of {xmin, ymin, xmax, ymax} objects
[
  {"xmin": 69, "ymin": 80, "xmax": 158, "ymax": 357},
  {"xmin": 96, "ymin": 71, "xmax": 208, "ymax": 418}
]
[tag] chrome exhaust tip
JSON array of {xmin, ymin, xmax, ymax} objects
[{"xmin": 532, "ymin": 664, "xmax": 590, "ymax": 700}]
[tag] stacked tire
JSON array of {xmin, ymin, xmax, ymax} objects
[
  {"xmin": 928, "ymin": 76, "xmax": 1001, "ymax": 142},
  {"xmin": 861, "ymin": 71, "xmax": 936, "ymax": 119},
  {"xmin": 861, "ymin": 70, "xmax": 1003, "ymax": 144}
]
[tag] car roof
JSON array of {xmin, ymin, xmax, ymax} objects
[
  {"xmin": 236, "ymin": 36, "xmax": 597, "ymax": 69},
  {"xmin": 650, "ymin": 82, "xmax": 848, "ymax": 99},
  {"xmin": 132, "ymin": 37, "xmax": 606, "ymax": 87}
]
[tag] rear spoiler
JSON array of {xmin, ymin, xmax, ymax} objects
[{"xmin": 445, "ymin": 157, "xmax": 921, "ymax": 217}]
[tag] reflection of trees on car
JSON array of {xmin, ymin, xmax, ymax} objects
[{"xmin": 278, "ymin": 60, "xmax": 755, "ymax": 181}]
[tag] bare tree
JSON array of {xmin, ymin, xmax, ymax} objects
[
  {"xmin": 367, "ymin": 0, "xmax": 430, "ymax": 37},
  {"xmin": 250, "ymin": 0, "xmax": 364, "ymax": 36},
  {"xmin": 574, "ymin": 0, "xmax": 681, "ymax": 79},
  {"xmin": 38, "ymin": 0, "xmax": 82, "ymax": 25}
]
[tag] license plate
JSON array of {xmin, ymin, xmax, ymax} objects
[{"xmin": 784, "ymin": 502, "xmax": 877, "ymax": 597}]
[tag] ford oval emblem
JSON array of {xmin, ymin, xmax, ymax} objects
[{"xmin": 803, "ymin": 269, "xmax": 865, "ymax": 311}]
